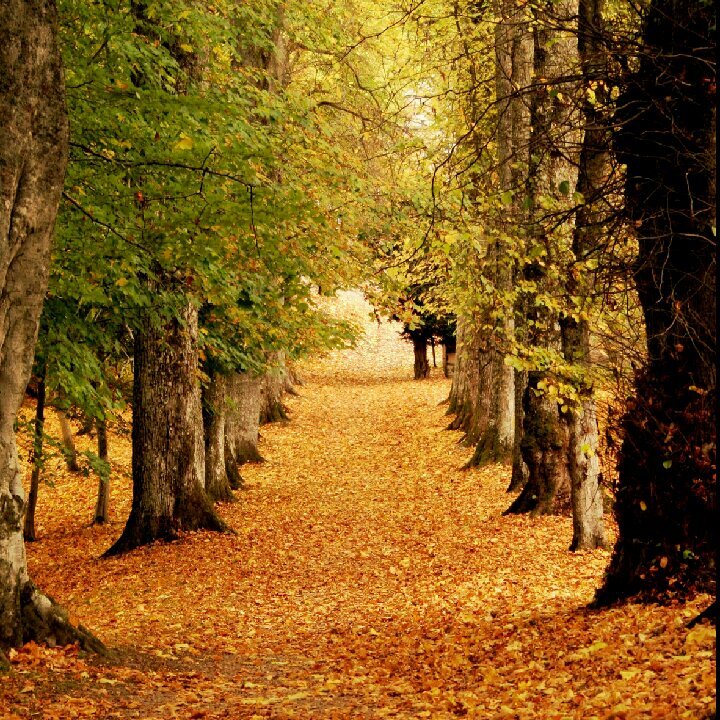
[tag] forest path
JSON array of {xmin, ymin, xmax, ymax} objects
[{"xmin": 8, "ymin": 292, "xmax": 715, "ymax": 719}]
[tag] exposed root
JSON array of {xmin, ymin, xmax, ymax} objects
[{"xmin": 20, "ymin": 583, "xmax": 105, "ymax": 655}]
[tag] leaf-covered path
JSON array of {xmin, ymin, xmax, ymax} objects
[{"xmin": 3, "ymin": 293, "xmax": 715, "ymax": 719}]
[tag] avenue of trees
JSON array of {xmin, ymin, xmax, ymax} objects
[{"xmin": 0, "ymin": 0, "xmax": 715, "ymax": 661}]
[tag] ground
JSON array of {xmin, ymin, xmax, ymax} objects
[{"xmin": 1, "ymin": 292, "xmax": 715, "ymax": 719}]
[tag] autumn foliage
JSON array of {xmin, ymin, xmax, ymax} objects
[{"xmin": 1, "ymin": 297, "xmax": 714, "ymax": 719}]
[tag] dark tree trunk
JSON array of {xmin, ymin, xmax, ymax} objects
[
  {"xmin": 202, "ymin": 371, "xmax": 234, "ymax": 502},
  {"xmin": 597, "ymin": 0, "xmax": 716, "ymax": 602},
  {"xmin": 411, "ymin": 333, "xmax": 430, "ymax": 379},
  {"xmin": 0, "ymin": 0, "xmax": 102, "ymax": 661},
  {"xmin": 24, "ymin": 370, "xmax": 46, "ymax": 543},
  {"xmin": 93, "ymin": 418, "xmax": 110, "ymax": 525},
  {"xmin": 507, "ymin": 368, "xmax": 529, "ymax": 492},
  {"xmin": 105, "ymin": 304, "xmax": 229, "ymax": 556}
]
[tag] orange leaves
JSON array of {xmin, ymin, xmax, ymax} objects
[{"xmin": 4, "ymin": 292, "xmax": 716, "ymax": 718}]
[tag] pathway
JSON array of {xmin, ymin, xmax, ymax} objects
[{"xmin": 7, "ymin": 291, "xmax": 715, "ymax": 720}]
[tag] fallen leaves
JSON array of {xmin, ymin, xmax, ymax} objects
[{"xmin": 2, "ymin": 291, "xmax": 716, "ymax": 719}]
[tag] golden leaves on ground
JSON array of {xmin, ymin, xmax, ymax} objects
[{"xmin": 2, "ymin": 292, "xmax": 715, "ymax": 718}]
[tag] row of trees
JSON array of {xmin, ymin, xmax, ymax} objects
[
  {"xmin": 0, "ymin": 0, "xmax": 715, "ymax": 663},
  {"xmin": 368, "ymin": 0, "xmax": 714, "ymax": 602}
]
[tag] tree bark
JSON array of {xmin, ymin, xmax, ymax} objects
[
  {"xmin": 93, "ymin": 418, "xmax": 110, "ymax": 525},
  {"xmin": 225, "ymin": 371, "xmax": 264, "ymax": 487},
  {"xmin": 260, "ymin": 352, "xmax": 290, "ymax": 424},
  {"xmin": 507, "ymin": 368, "xmax": 529, "ymax": 491},
  {"xmin": 411, "ymin": 332, "xmax": 430, "ymax": 380},
  {"xmin": 202, "ymin": 371, "xmax": 234, "ymax": 502},
  {"xmin": 596, "ymin": 0, "xmax": 716, "ymax": 602},
  {"xmin": 24, "ymin": 370, "xmax": 46, "ymax": 543},
  {"xmin": 506, "ymin": 0, "xmax": 580, "ymax": 515},
  {"xmin": 506, "ymin": 375, "xmax": 572, "ymax": 515},
  {"xmin": 57, "ymin": 409, "xmax": 80, "ymax": 472},
  {"xmin": 446, "ymin": 318, "xmax": 482, "ymax": 443},
  {"xmin": 561, "ymin": 0, "xmax": 609, "ymax": 551},
  {"xmin": 105, "ymin": 303, "xmax": 229, "ymax": 556},
  {"xmin": 0, "ymin": 0, "xmax": 103, "ymax": 659}
]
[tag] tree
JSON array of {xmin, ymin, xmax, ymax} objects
[
  {"xmin": 597, "ymin": 0, "xmax": 716, "ymax": 602},
  {"xmin": 505, "ymin": 0, "xmax": 582, "ymax": 516},
  {"xmin": 106, "ymin": 302, "xmax": 229, "ymax": 556},
  {"xmin": 0, "ymin": 0, "xmax": 101, "ymax": 661},
  {"xmin": 560, "ymin": 0, "xmax": 609, "ymax": 551}
]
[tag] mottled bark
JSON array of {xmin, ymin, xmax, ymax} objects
[
  {"xmin": 105, "ymin": 304, "xmax": 228, "ymax": 557},
  {"xmin": 0, "ymin": 0, "xmax": 102, "ymax": 658},
  {"xmin": 508, "ymin": 0, "xmax": 581, "ymax": 514},
  {"xmin": 561, "ymin": 0, "xmax": 608, "ymax": 551},
  {"xmin": 225, "ymin": 371, "xmax": 263, "ymax": 488},
  {"xmin": 24, "ymin": 371, "xmax": 46, "ymax": 543},
  {"xmin": 93, "ymin": 418, "xmax": 110, "ymax": 525},
  {"xmin": 597, "ymin": 0, "xmax": 716, "ymax": 602},
  {"xmin": 202, "ymin": 371, "xmax": 234, "ymax": 502},
  {"xmin": 506, "ymin": 375, "xmax": 571, "ymax": 515},
  {"xmin": 446, "ymin": 318, "xmax": 482, "ymax": 444}
]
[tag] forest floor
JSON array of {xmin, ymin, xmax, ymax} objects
[{"xmin": 2, "ymin": 292, "xmax": 715, "ymax": 720}]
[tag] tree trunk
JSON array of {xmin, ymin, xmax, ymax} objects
[
  {"xmin": 260, "ymin": 352, "xmax": 290, "ymax": 424},
  {"xmin": 412, "ymin": 332, "xmax": 430, "ymax": 379},
  {"xmin": 446, "ymin": 318, "xmax": 482, "ymax": 443},
  {"xmin": 442, "ymin": 336, "xmax": 456, "ymax": 379},
  {"xmin": 202, "ymin": 371, "xmax": 234, "ymax": 502},
  {"xmin": 506, "ymin": 0, "xmax": 580, "ymax": 515},
  {"xmin": 506, "ymin": 4, "xmax": 533, "ymax": 489},
  {"xmin": 447, "ymin": 317, "xmax": 470, "ymax": 416},
  {"xmin": 461, "ymin": 0, "xmax": 518, "ymax": 469},
  {"xmin": 596, "ymin": 0, "xmax": 716, "ymax": 602},
  {"xmin": 0, "ymin": 0, "xmax": 102, "ymax": 660},
  {"xmin": 57, "ymin": 409, "xmax": 80, "ymax": 472},
  {"xmin": 506, "ymin": 373, "xmax": 572, "ymax": 515},
  {"xmin": 105, "ymin": 303, "xmax": 229, "ymax": 557},
  {"xmin": 24, "ymin": 370, "xmax": 46, "ymax": 543},
  {"xmin": 507, "ymin": 368, "xmax": 529, "ymax": 492},
  {"xmin": 561, "ymin": 0, "xmax": 609, "ymax": 551},
  {"xmin": 93, "ymin": 418, "xmax": 110, "ymax": 525},
  {"xmin": 225, "ymin": 371, "xmax": 264, "ymax": 488}
]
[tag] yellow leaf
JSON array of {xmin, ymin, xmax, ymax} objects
[
  {"xmin": 685, "ymin": 624, "xmax": 716, "ymax": 648},
  {"xmin": 173, "ymin": 135, "xmax": 194, "ymax": 152}
]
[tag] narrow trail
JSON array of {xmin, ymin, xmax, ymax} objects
[{"xmin": 5, "ymin": 293, "xmax": 715, "ymax": 720}]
